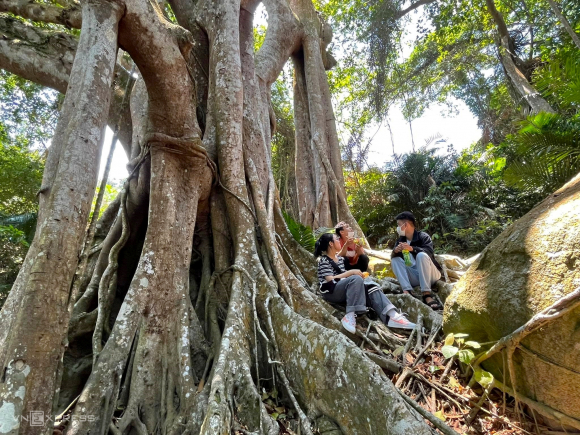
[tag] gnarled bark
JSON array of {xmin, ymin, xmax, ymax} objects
[
  {"xmin": 0, "ymin": 0, "xmax": 434, "ymax": 433},
  {"xmin": 0, "ymin": 0, "xmax": 122, "ymax": 431},
  {"xmin": 0, "ymin": 0, "xmax": 81, "ymax": 29}
]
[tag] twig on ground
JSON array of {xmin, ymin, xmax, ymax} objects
[
  {"xmin": 413, "ymin": 324, "xmax": 442, "ymax": 367},
  {"xmin": 399, "ymin": 390, "xmax": 460, "ymax": 435},
  {"xmin": 414, "ymin": 315, "xmax": 424, "ymax": 353}
]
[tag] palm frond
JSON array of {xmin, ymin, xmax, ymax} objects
[
  {"xmin": 503, "ymin": 112, "xmax": 580, "ymax": 191},
  {"xmin": 283, "ymin": 211, "xmax": 317, "ymax": 253}
]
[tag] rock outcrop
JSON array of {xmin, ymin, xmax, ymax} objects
[{"xmin": 444, "ymin": 173, "xmax": 580, "ymax": 428}]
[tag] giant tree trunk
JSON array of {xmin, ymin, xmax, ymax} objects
[
  {"xmin": 0, "ymin": 1, "xmax": 122, "ymax": 430},
  {"xmin": 485, "ymin": 0, "xmax": 556, "ymax": 114},
  {"xmin": 0, "ymin": 0, "xmax": 429, "ymax": 433}
]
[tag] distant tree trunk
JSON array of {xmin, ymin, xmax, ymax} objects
[
  {"xmin": 546, "ymin": 0, "xmax": 580, "ymax": 50},
  {"xmin": 0, "ymin": 0, "xmax": 425, "ymax": 432},
  {"xmin": 485, "ymin": 0, "xmax": 556, "ymax": 114}
]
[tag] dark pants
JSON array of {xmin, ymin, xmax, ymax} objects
[
  {"xmin": 322, "ymin": 275, "xmax": 367, "ymax": 314},
  {"xmin": 344, "ymin": 254, "xmax": 370, "ymax": 272},
  {"xmin": 322, "ymin": 275, "xmax": 396, "ymax": 323}
]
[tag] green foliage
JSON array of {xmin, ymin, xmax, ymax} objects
[
  {"xmin": 0, "ymin": 70, "xmax": 61, "ymax": 148},
  {"xmin": 0, "ymin": 224, "xmax": 29, "ymax": 306},
  {"xmin": 499, "ymin": 52, "xmax": 580, "ymax": 192},
  {"xmin": 350, "ymin": 128, "xmax": 560, "ymax": 254},
  {"xmin": 90, "ymin": 183, "xmax": 121, "ymax": 220},
  {"xmin": 441, "ymin": 333, "xmax": 476, "ymax": 364},
  {"xmin": 0, "ymin": 127, "xmax": 44, "ymax": 215},
  {"xmin": 0, "ymin": 73, "xmax": 54, "ymax": 304},
  {"xmin": 442, "ymin": 332, "xmax": 496, "ymax": 388},
  {"xmin": 0, "ymin": 213, "xmax": 38, "ymax": 244},
  {"xmin": 345, "ymin": 145, "xmax": 527, "ymax": 255},
  {"xmin": 473, "ymin": 368, "xmax": 494, "ymax": 388},
  {"xmin": 502, "ymin": 112, "xmax": 580, "ymax": 192},
  {"xmin": 282, "ymin": 211, "xmax": 316, "ymax": 253},
  {"xmin": 535, "ymin": 48, "xmax": 580, "ymax": 115},
  {"xmin": 270, "ymin": 67, "xmax": 298, "ymax": 218},
  {"xmin": 320, "ymin": 0, "xmax": 580, "ymax": 156}
]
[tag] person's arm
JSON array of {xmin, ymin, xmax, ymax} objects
[
  {"xmin": 329, "ymin": 269, "xmax": 362, "ymax": 280},
  {"xmin": 391, "ymin": 239, "xmax": 403, "ymax": 258},
  {"xmin": 319, "ymin": 258, "xmax": 360, "ymax": 282},
  {"xmin": 337, "ymin": 237, "xmax": 353, "ymax": 257},
  {"xmin": 413, "ymin": 232, "xmax": 434, "ymax": 255}
]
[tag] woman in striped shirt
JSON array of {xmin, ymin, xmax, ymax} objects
[{"xmin": 315, "ymin": 233, "xmax": 415, "ymax": 333}]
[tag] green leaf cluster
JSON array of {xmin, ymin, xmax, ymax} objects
[
  {"xmin": 282, "ymin": 211, "xmax": 316, "ymax": 253},
  {"xmin": 345, "ymin": 143, "xmax": 534, "ymax": 255}
]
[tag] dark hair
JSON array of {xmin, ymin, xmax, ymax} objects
[
  {"xmin": 335, "ymin": 226, "xmax": 344, "ymax": 236},
  {"xmin": 395, "ymin": 211, "xmax": 416, "ymax": 226},
  {"xmin": 314, "ymin": 233, "xmax": 335, "ymax": 257}
]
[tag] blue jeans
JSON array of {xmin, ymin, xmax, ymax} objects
[{"xmin": 391, "ymin": 252, "xmax": 441, "ymax": 292}]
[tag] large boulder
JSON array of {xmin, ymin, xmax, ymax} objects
[{"xmin": 444, "ymin": 173, "xmax": 580, "ymax": 427}]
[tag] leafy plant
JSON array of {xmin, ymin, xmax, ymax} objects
[
  {"xmin": 0, "ymin": 212, "xmax": 37, "ymax": 244},
  {"xmin": 441, "ymin": 333, "xmax": 494, "ymax": 388},
  {"xmin": 441, "ymin": 333, "xmax": 479, "ymax": 365},
  {"xmin": 345, "ymin": 145, "xmax": 525, "ymax": 255},
  {"xmin": 502, "ymin": 113, "xmax": 580, "ymax": 192},
  {"xmin": 375, "ymin": 266, "xmax": 395, "ymax": 280},
  {"xmin": 0, "ymin": 224, "xmax": 30, "ymax": 307},
  {"xmin": 282, "ymin": 211, "xmax": 316, "ymax": 253},
  {"xmin": 90, "ymin": 183, "xmax": 121, "ymax": 220}
]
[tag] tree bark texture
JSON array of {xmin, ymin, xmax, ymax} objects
[
  {"xmin": 0, "ymin": 0, "xmax": 122, "ymax": 432},
  {"xmin": 546, "ymin": 0, "xmax": 580, "ymax": 50},
  {"xmin": 0, "ymin": 0, "xmax": 430, "ymax": 433},
  {"xmin": 485, "ymin": 0, "xmax": 556, "ymax": 114}
]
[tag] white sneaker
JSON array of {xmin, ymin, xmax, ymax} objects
[
  {"xmin": 341, "ymin": 312, "xmax": 357, "ymax": 334},
  {"xmin": 387, "ymin": 312, "xmax": 416, "ymax": 330}
]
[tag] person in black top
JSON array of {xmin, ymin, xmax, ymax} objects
[
  {"xmin": 315, "ymin": 233, "xmax": 415, "ymax": 333},
  {"xmin": 391, "ymin": 211, "xmax": 444, "ymax": 310}
]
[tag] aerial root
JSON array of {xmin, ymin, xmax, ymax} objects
[
  {"xmin": 263, "ymin": 294, "xmax": 315, "ymax": 435},
  {"xmin": 469, "ymin": 286, "xmax": 580, "ymax": 430},
  {"xmin": 93, "ymin": 186, "xmax": 131, "ymax": 361}
]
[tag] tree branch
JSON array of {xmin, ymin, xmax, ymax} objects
[
  {"xmin": 546, "ymin": 0, "xmax": 580, "ymax": 50},
  {"xmin": 0, "ymin": 13, "xmax": 76, "ymax": 92},
  {"xmin": 485, "ymin": 0, "xmax": 555, "ymax": 113},
  {"xmin": 397, "ymin": 0, "xmax": 436, "ymax": 18},
  {"xmin": 0, "ymin": 0, "xmax": 81, "ymax": 29},
  {"xmin": 0, "ymin": 14, "xmax": 133, "ymax": 154}
]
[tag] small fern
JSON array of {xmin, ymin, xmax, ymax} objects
[{"xmin": 282, "ymin": 211, "xmax": 316, "ymax": 253}]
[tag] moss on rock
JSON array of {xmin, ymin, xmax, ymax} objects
[{"xmin": 443, "ymin": 173, "xmax": 580, "ymax": 423}]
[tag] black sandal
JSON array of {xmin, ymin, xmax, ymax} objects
[{"xmin": 422, "ymin": 293, "xmax": 443, "ymax": 311}]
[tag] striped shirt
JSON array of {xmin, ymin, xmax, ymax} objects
[{"xmin": 317, "ymin": 255, "xmax": 345, "ymax": 286}]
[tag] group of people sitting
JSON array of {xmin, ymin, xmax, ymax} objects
[{"xmin": 314, "ymin": 211, "xmax": 443, "ymax": 334}]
